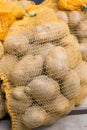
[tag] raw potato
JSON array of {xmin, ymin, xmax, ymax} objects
[
  {"xmin": 36, "ymin": 22, "xmax": 69, "ymax": 43},
  {"xmin": 63, "ymin": 100, "xmax": 75, "ymax": 115},
  {"xmin": 4, "ymin": 33, "xmax": 29, "ymax": 56},
  {"xmin": 80, "ymin": 43, "xmax": 87, "ymax": 61},
  {"xmin": 0, "ymin": 54, "xmax": 18, "ymax": 78},
  {"xmin": 9, "ymin": 96, "xmax": 32, "ymax": 113},
  {"xmin": 22, "ymin": 106, "xmax": 47, "ymax": 129},
  {"xmin": 77, "ymin": 20, "xmax": 87, "ymax": 38},
  {"xmin": 11, "ymin": 86, "xmax": 29, "ymax": 100},
  {"xmin": 59, "ymin": 34, "xmax": 78, "ymax": 47},
  {"xmin": 43, "ymin": 94, "xmax": 69, "ymax": 113},
  {"xmin": 74, "ymin": 62, "xmax": 87, "ymax": 86},
  {"xmin": 80, "ymin": 38, "xmax": 87, "ymax": 44},
  {"xmin": 69, "ymin": 11, "xmax": 81, "ymax": 27},
  {"xmin": 61, "ymin": 70, "xmax": 80, "ymax": 100},
  {"xmin": 43, "ymin": 112, "xmax": 61, "ymax": 126},
  {"xmin": 19, "ymin": 0, "xmax": 32, "ymax": 9},
  {"xmin": 56, "ymin": 11, "xmax": 69, "ymax": 23},
  {"xmin": 76, "ymin": 62, "xmax": 87, "ymax": 105},
  {"xmin": 45, "ymin": 46, "xmax": 69, "ymax": 79},
  {"xmin": 28, "ymin": 75, "xmax": 60, "ymax": 104},
  {"xmin": 28, "ymin": 43, "xmax": 54, "ymax": 59},
  {"xmin": 12, "ymin": 55, "xmax": 43, "ymax": 86},
  {"xmin": 76, "ymin": 86, "xmax": 87, "ymax": 105},
  {"xmin": 0, "ymin": 42, "xmax": 4, "ymax": 59},
  {"xmin": 65, "ymin": 42, "xmax": 82, "ymax": 69}
]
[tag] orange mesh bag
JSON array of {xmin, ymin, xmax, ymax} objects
[
  {"xmin": 58, "ymin": 0, "xmax": 87, "ymax": 11},
  {"xmin": 0, "ymin": 0, "xmax": 15, "ymax": 40},
  {"xmin": 0, "ymin": 2, "xmax": 87, "ymax": 130},
  {"xmin": 0, "ymin": 0, "xmax": 27, "ymax": 40},
  {"xmin": 0, "ymin": 72, "xmax": 10, "ymax": 119},
  {"xmin": 48, "ymin": 0, "xmax": 87, "ymax": 104}
]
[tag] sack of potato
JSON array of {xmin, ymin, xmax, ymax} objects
[
  {"xmin": 55, "ymin": 10, "xmax": 87, "ymax": 62},
  {"xmin": 0, "ymin": 2, "xmax": 87, "ymax": 130}
]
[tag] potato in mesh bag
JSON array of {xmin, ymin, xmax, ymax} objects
[
  {"xmin": 58, "ymin": 34, "xmax": 78, "ymax": 47},
  {"xmin": 43, "ymin": 112, "xmax": 61, "ymax": 126},
  {"xmin": 0, "ymin": 54, "xmax": 18, "ymax": 78},
  {"xmin": 22, "ymin": 106, "xmax": 47, "ymax": 129},
  {"xmin": 65, "ymin": 41, "xmax": 82, "ymax": 69},
  {"xmin": 4, "ymin": 31, "xmax": 29, "ymax": 56},
  {"xmin": 27, "ymin": 43, "xmax": 54, "ymax": 59},
  {"xmin": 9, "ymin": 86, "xmax": 32, "ymax": 113},
  {"xmin": 68, "ymin": 11, "xmax": 82, "ymax": 28},
  {"xmin": 0, "ymin": 42, "xmax": 4, "ymax": 59},
  {"xmin": 74, "ymin": 62, "xmax": 87, "ymax": 105},
  {"xmin": 80, "ymin": 43, "xmax": 87, "ymax": 61},
  {"xmin": 28, "ymin": 75, "xmax": 60, "ymax": 104},
  {"xmin": 77, "ymin": 19, "xmax": 87, "ymax": 38},
  {"xmin": 12, "ymin": 54, "xmax": 43, "ymax": 86},
  {"xmin": 42, "ymin": 94, "xmax": 69, "ymax": 113},
  {"xmin": 2, "ymin": 4, "xmax": 87, "ymax": 130},
  {"xmin": 35, "ymin": 21, "xmax": 69, "ymax": 44},
  {"xmin": 61, "ymin": 70, "xmax": 80, "ymax": 100},
  {"xmin": 45, "ymin": 46, "xmax": 69, "ymax": 79},
  {"xmin": 56, "ymin": 11, "xmax": 69, "ymax": 23}
]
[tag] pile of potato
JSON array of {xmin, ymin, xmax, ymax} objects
[
  {"xmin": 56, "ymin": 10, "xmax": 87, "ymax": 62},
  {"xmin": 0, "ymin": 5, "xmax": 87, "ymax": 130}
]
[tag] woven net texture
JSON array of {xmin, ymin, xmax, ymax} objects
[{"xmin": 0, "ymin": 1, "xmax": 87, "ymax": 130}]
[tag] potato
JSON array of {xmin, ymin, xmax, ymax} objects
[
  {"xmin": 59, "ymin": 34, "xmax": 78, "ymax": 47},
  {"xmin": 35, "ymin": 22, "xmax": 69, "ymax": 43},
  {"xmin": 76, "ymin": 86, "xmax": 87, "ymax": 105},
  {"xmin": 4, "ymin": 33, "xmax": 29, "ymax": 56},
  {"xmin": 28, "ymin": 43, "xmax": 54, "ymax": 59},
  {"xmin": 74, "ymin": 62, "xmax": 87, "ymax": 105},
  {"xmin": 19, "ymin": 0, "xmax": 32, "ymax": 9},
  {"xmin": 79, "ymin": 38, "xmax": 87, "ymax": 44},
  {"xmin": 45, "ymin": 46, "xmax": 69, "ymax": 79},
  {"xmin": 69, "ymin": 11, "xmax": 81, "ymax": 27},
  {"xmin": 43, "ymin": 112, "xmax": 61, "ymax": 126},
  {"xmin": 65, "ymin": 42, "xmax": 82, "ymax": 69},
  {"xmin": 74, "ymin": 62, "xmax": 87, "ymax": 86},
  {"xmin": 56, "ymin": 11, "xmax": 69, "ymax": 23},
  {"xmin": 43, "ymin": 94, "xmax": 69, "ymax": 113},
  {"xmin": 0, "ymin": 42, "xmax": 4, "ymax": 59},
  {"xmin": 12, "ymin": 54, "xmax": 43, "ymax": 86},
  {"xmin": 80, "ymin": 43, "xmax": 87, "ymax": 61},
  {"xmin": 77, "ymin": 20, "xmax": 87, "ymax": 38},
  {"xmin": 28, "ymin": 75, "xmax": 60, "ymax": 104},
  {"xmin": 63, "ymin": 100, "xmax": 75, "ymax": 115},
  {"xmin": 61, "ymin": 70, "xmax": 80, "ymax": 100},
  {"xmin": 0, "ymin": 54, "xmax": 18, "ymax": 78},
  {"xmin": 9, "ymin": 96, "xmax": 32, "ymax": 113},
  {"xmin": 22, "ymin": 106, "xmax": 47, "ymax": 129},
  {"xmin": 11, "ymin": 86, "xmax": 29, "ymax": 100}
]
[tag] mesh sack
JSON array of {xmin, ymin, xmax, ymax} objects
[
  {"xmin": 0, "ymin": 72, "xmax": 9, "ymax": 119},
  {"xmin": 58, "ymin": 0, "xmax": 87, "ymax": 11},
  {"xmin": 0, "ymin": 0, "xmax": 26, "ymax": 40},
  {"xmin": 54, "ymin": 9, "xmax": 87, "ymax": 62},
  {"xmin": 0, "ymin": 3, "xmax": 86, "ymax": 130}
]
